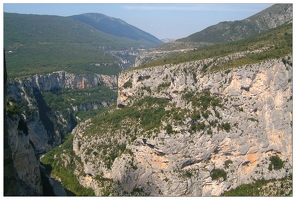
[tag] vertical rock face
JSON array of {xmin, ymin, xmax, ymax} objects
[
  {"xmin": 4, "ymin": 53, "xmax": 42, "ymax": 195},
  {"xmin": 28, "ymin": 71, "xmax": 117, "ymax": 90},
  {"xmin": 71, "ymin": 55, "xmax": 292, "ymax": 196},
  {"xmin": 5, "ymin": 71, "xmax": 117, "ymax": 195},
  {"xmin": 4, "ymin": 51, "xmax": 18, "ymax": 196},
  {"xmin": 7, "ymin": 116, "xmax": 43, "ymax": 195}
]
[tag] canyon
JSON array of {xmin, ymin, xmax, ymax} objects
[{"xmin": 5, "ymin": 71, "xmax": 117, "ymax": 195}]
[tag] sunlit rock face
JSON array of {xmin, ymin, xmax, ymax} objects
[{"xmin": 72, "ymin": 55, "xmax": 292, "ymax": 196}]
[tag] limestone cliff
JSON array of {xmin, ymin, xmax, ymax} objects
[
  {"xmin": 70, "ymin": 54, "xmax": 292, "ymax": 196},
  {"xmin": 5, "ymin": 71, "xmax": 117, "ymax": 195}
]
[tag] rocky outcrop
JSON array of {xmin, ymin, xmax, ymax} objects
[
  {"xmin": 246, "ymin": 4, "xmax": 293, "ymax": 31},
  {"xmin": 108, "ymin": 48, "xmax": 146, "ymax": 69},
  {"xmin": 30, "ymin": 71, "xmax": 117, "ymax": 90},
  {"xmin": 71, "ymin": 54, "xmax": 292, "ymax": 196},
  {"xmin": 134, "ymin": 42, "xmax": 205, "ymax": 67},
  {"xmin": 72, "ymin": 102, "xmax": 111, "ymax": 112}
]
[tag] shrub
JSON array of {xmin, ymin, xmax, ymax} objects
[
  {"xmin": 142, "ymin": 86, "xmax": 152, "ymax": 94},
  {"xmin": 201, "ymin": 110, "xmax": 211, "ymax": 119},
  {"xmin": 157, "ymin": 82, "xmax": 171, "ymax": 92},
  {"xmin": 184, "ymin": 171, "xmax": 192, "ymax": 178},
  {"xmin": 123, "ymin": 80, "xmax": 132, "ymax": 88},
  {"xmin": 269, "ymin": 155, "xmax": 284, "ymax": 171},
  {"xmin": 192, "ymin": 112, "xmax": 201, "ymax": 122},
  {"xmin": 224, "ymin": 160, "xmax": 233, "ymax": 169},
  {"xmin": 192, "ymin": 72, "xmax": 198, "ymax": 83},
  {"xmin": 202, "ymin": 64, "xmax": 208, "ymax": 72},
  {"xmin": 6, "ymin": 102, "xmax": 19, "ymax": 119},
  {"xmin": 207, "ymin": 129, "xmax": 213, "ymax": 135},
  {"xmin": 211, "ymin": 168, "xmax": 227, "ymax": 181},
  {"xmin": 166, "ymin": 124, "xmax": 173, "ymax": 134},
  {"xmin": 215, "ymin": 110, "xmax": 221, "ymax": 119},
  {"xmin": 221, "ymin": 122, "xmax": 231, "ymax": 132},
  {"xmin": 191, "ymin": 122, "xmax": 206, "ymax": 132}
]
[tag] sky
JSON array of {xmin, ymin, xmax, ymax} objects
[{"xmin": 2, "ymin": 1, "xmax": 276, "ymax": 40}]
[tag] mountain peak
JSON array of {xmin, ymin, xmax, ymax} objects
[
  {"xmin": 80, "ymin": 13, "xmax": 122, "ymax": 22},
  {"xmin": 70, "ymin": 13, "xmax": 163, "ymax": 46}
]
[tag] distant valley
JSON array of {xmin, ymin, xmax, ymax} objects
[{"xmin": 4, "ymin": 12, "xmax": 163, "ymax": 79}]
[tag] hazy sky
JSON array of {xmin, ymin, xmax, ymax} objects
[{"xmin": 3, "ymin": 2, "xmax": 274, "ymax": 39}]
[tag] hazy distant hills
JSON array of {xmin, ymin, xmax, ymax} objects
[
  {"xmin": 178, "ymin": 4, "xmax": 292, "ymax": 44},
  {"xmin": 70, "ymin": 13, "xmax": 163, "ymax": 46},
  {"xmin": 4, "ymin": 12, "xmax": 162, "ymax": 78},
  {"xmin": 4, "ymin": 12, "xmax": 162, "ymax": 49}
]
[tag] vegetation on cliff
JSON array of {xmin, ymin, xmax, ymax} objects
[
  {"xmin": 42, "ymin": 85, "xmax": 117, "ymax": 122},
  {"xmin": 221, "ymin": 175, "xmax": 292, "ymax": 196},
  {"xmin": 41, "ymin": 133, "xmax": 95, "ymax": 196}
]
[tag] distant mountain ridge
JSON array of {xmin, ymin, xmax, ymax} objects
[
  {"xmin": 134, "ymin": 4, "xmax": 292, "ymax": 67},
  {"xmin": 178, "ymin": 4, "xmax": 292, "ymax": 44},
  {"xmin": 4, "ymin": 12, "xmax": 163, "ymax": 78},
  {"xmin": 70, "ymin": 13, "xmax": 163, "ymax": 46}
]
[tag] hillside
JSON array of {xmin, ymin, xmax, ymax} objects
[
  {"xmin": 134, "ymin": 4, "xmax": 292, "ymax": 67},
  {"xmin": 70, "ymin": 13, "xmax": 163, "ymax": 46},
  {"xmin": 134, "ymin": 22, "xmax": 292, "ymax": 70},
  {"xmin": 4, "ymin": 12, "xmax": 161, "ymax": 79},
  {"xmin": 178, "ymin": 4, "xmax": 292, "ymax": 43}
]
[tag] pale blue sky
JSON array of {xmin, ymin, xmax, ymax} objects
[{"xmin": 3, "ymin": 3, "xmax": 274, "ymax": 39}]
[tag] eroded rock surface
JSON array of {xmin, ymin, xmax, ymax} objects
[{"xmin": 71, "ymin": 55, "xmax": 292, "ymax": 196}]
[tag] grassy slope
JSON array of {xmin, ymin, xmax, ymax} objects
[{"xmin": 132, "ymin": 22, "xmax": 292, "ymax": 71}]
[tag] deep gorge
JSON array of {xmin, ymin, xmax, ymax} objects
[{"xmin": 4, "ymin": 71, "xmax": 118, "ymax": 195}]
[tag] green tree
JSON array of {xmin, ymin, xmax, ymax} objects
[{"xmin": 166, "ymin": 124, "xmax": 173, "ymax": 134}]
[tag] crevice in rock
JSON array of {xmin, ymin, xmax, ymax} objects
[
  {"xmin": 32, "ymin": 88, "xmax": 55, "ymax": 145},
  {"xmin": 181, "ymin": 158, "xmax": 197, "ymax": 169},
  {"xmin": 17, "ymin": 118, "xmax": 29, "ymax": 136},
  {"xmin": 137, "ymin": 75, "xmax": 151, "ymax": 82}
]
